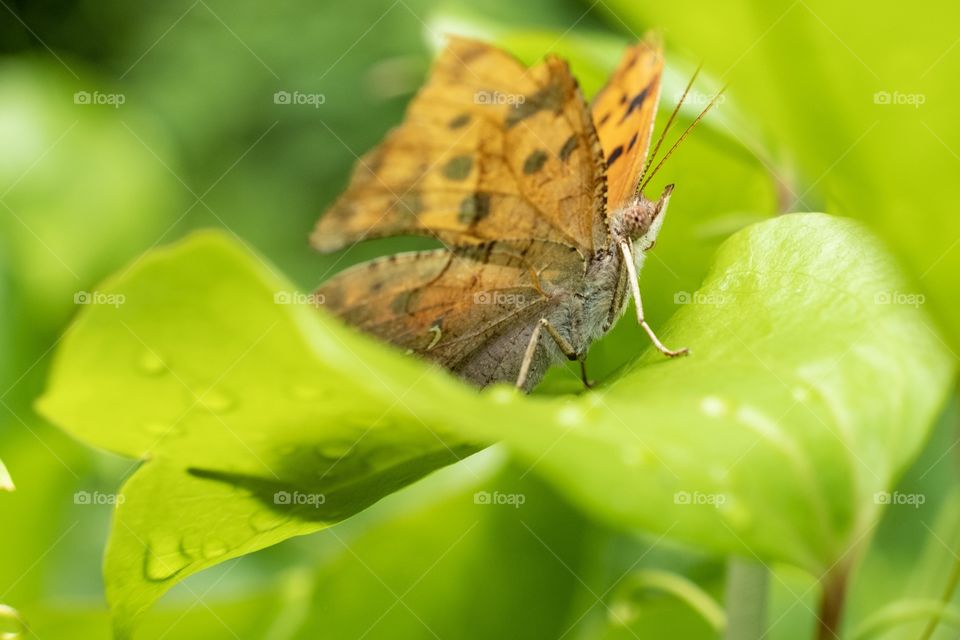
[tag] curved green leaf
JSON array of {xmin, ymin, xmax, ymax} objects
[
  {"xmin": 465, "ymin": 213, "xmax": 952, "ymax": 570},
  {"xmin": 37, "ymin": 213, "xmax": 952, "ymax": 636},
  {"xmin": 36, "ymin": 232, "xmax": 482, "ymax": 637}
]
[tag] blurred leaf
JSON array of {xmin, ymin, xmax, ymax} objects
[
  {"xmin": 591, "ymin": 0, "xmax": 960, "ymax": 354},
  {"xmin": 0, "ymin": 60, "xmax": 176, "ymax": 326},
  {"xmin": 38, "ymin": 213, "xmax": 952, "ymax": 635}
]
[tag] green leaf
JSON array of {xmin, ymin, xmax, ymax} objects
[
  {"xmin": 462, "ymin": 213, "xmax": 952, "ymax": 572},
  {"xmin": 37, "ymin": 214, "xmax": 953, "ymax": 636},
  {"xmin": 36, "ymin": 232, "xmax": 481, "ymax": 637}
]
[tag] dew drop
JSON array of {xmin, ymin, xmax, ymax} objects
[
  {"xmin": 250, "ymin": 510, "xmax": 284, "ymax": 533},
  {"xmin": 488, "ymin": 386, "xmax": 515, "ymax": 405},
  {"xmin": 138, "ymin": 351, "xmax": 167, "ymax": 376},
  {"xmin": 316, "ymin": 440, "xmax": 354, "ymax": 459},
  {"xmin": 201, "ymin": 539, "xmax": 228, "ymax": 559},
  {"xmin": 200, "ymin": 389, "xmax": 235, "ymax": 414},
  {"xmin": 144, "ymin": 421, "xmax": 182, "ymax": 438},
  {"xmin": 0, "ymin": 604, "xmax": 26, "ymax": 639},
  {"xmin": 277, "ymin": 444, "xmax": 297, "ymax": 457},
  {"xmin": 144, "ymin": 536, "xmax": 191, "ymax": 581},
  {"xmin": 179, "ymin": 533, "xmax": 203, "ymax": 559},
  {"xmin": 556, "ymin": 404, "xmax": 584, "ymax": 428},
  {"xmin": 700, "ymin": 396, "xmax": 728, "ymax": 417}
]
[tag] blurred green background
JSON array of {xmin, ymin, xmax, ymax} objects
[{"xmin": 1, "ymin": 0, "xmax": 959, "ymax": 638}]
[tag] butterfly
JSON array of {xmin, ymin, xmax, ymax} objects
[{"xmin": 313, "ymin": 36, "xmax": 718, "ymax": 392}]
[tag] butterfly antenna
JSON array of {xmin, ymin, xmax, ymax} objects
[
  {"xmin": 637, "ymin": 83, "xmax": 727, "ymax": 196},
  {"xmin": 636, "ymin": 63, "xmax": 701, "ymax": 193}
]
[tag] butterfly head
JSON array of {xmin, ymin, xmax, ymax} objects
[{"xmin": 609, "ymin": 183, "xmax": 674, "ymax": 252}]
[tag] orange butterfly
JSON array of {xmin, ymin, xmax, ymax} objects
[{"xmin": 314, "ymin": 36, "xmax": 716, "ymax": 391}]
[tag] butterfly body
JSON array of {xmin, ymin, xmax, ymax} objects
[{"xmin": 314, "ymin": 37, "xmax": 687, "ymax": 392}]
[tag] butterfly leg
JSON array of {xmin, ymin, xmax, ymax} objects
[
  {"xmin": 516, "ymin": 318, "xmax": 580, "ymax": 390},
  {"xmin": 618, "ymin": 241, "xmax": 689, "ymax": 357},
  {"xmin": 579, "ymin": 359, "xmax": 594, "ymax": 389}
]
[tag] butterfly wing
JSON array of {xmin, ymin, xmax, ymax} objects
[
  {"xmin": 591, "ymin": 38, "xmax": 664, "ymax": 211},
  {"xmin": 311, "ymin": 37, "xmax": 608, "ymax": 254},
  {"xmin": 317, "ymin": 240, "xmax": 585, "ymax": 387}
]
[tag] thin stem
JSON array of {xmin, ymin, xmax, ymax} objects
[
  {"xmin": 723, "ymin": 559, "xmax": 769, "ymax": 640},
  {"xmin": 624, "ymin": 569, "xmax": 727, "ymax": 632},
  {"xmin": 817, "ymin": 566, "xmax": 851, "ymax": 640},
  {"xmin": 918, "ymin": 540, "xmax": 960, "ymax": 640}
]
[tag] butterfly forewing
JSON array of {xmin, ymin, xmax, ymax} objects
[
  {"xmin": 311, "ymin": 37, "xmax": 607, "ymax": 254},
  {"xmin": 591, "ymin": 39, "xmax": 663, "ymax": 211}
]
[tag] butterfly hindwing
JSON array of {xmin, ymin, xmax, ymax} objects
[
  {"xmin": 311, "ymin": 37, "xmax": 608, "ymax": 254},
  {"xmin": 317, "ymin": 240, "xmax": 586, "ymax": 386},
  {"xmin": 591, "ymin": 38, "xmax": 664, "ymax": 211}
]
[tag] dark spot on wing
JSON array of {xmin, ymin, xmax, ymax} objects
[
  {"xmin": 606, "ymin": 145, "xmax": 624, "ymax": 167},
  {"xmin": 396, "ymin": 191, "xmax": 423, "ymax": 219},
  {"xmin": 523, "ymin": 149, "xmax": 549, "ymax": 175},
  {"xmin": 559, "ymin": 135, "xmax": 579, "ymax": 162},
  {"xmin": 627, "ymin": 132, "xmax": 638, "ymax": 152},
  {"xmin": 442, "ymin": 154, "xmax": 473, "ymax": 181},
  {"xmin": 458, "ymin": 192, "xmax": 491, "ymax": 225},
  {"xmin": 598, "ymin": 112, "xmax": 611, "ymax": 126},
  {"xmin": 619, "ymin": 93, "xmax": 627, "ymax": 105},
  {"xmin": 448, "ymin": 113, "xmax": 471, "ymax": 129},
  {"xmin": 505, "ymin": 77, "xmax": 566, "ymax": 129},
  {"xmin": 619, "ymin": 83, "xmax": 653, "ymax": 124}
]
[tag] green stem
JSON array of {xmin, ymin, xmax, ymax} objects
[
  {"xmin": 723, "ymin": 559, "xmax": 769, "ymax": 640},
  {"xmin": 918, "ymin": 541, "xmax": 960, "ymax": 640},
  {"xmin": 621, "ymin": 569, "xmax": 727, "ymax": 632},
  {"xmin": 850, "ymin": 599, "xmax": 960, "ymax": 640}
]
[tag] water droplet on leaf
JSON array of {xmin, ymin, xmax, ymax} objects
[
  {"xmin": 316, "ymin": 440, "xmax": 353, "ymax": 459},
  {"xmin": 250, "ymin": 510, "xmax": 283, "ymax": 533},
  {"xmin": 201, "ymin": 539, "xmax": 228, "ymax": 559},
  {"xmin": 0, "ymin": 604, "xmax": 27, "ymax": 639},
  {"xmin": 138, "ymin": 351, "xmax": 167, "ymax": 376},
  {"xmin": 144, "ymin": 537, "xmax": 191, "ymax": 581},
  {"xmin": 144, "ymin": 421, "xmax": 182, "ymax": 437},
  {"xmin": 200, "ymin": 389, "xmax": 234, "ymax": 414},
  {"xmin": 556, "ymin": 404, "xmax": 584, "ymax": 427},
  {"xmin": 700, "ymin": 396, "xmax": 728, "ymax": 417}
]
